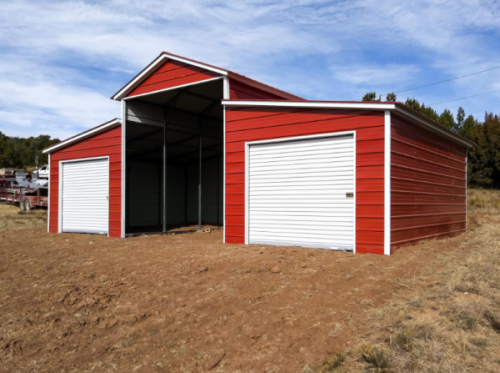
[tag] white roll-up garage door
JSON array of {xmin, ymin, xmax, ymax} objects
[
  {"xmin": 60, "ymin": 158, "xmax": 109, "ymax": 235},
  {"xmin": 248, "ymin": 134, "xmax": 355, "ymax": 250}
]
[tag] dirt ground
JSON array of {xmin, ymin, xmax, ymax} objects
[{"xmin": 0, "ymin": 213, "xmax": 471, "ymax": 373}]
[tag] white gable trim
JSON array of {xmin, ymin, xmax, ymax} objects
[
  {"xmin": 42, "ymin": 119, "xmax": 121, "ymax": 154},
  {"xmin": 112, "ymin": 53, "xmax": 227, "ymax": 101}
]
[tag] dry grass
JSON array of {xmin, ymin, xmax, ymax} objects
[
  {"xmin": 468, "ymin": 188, "xmax": 500, "ymax": 211},
  {"xmin": 0, "ymin": 203, "xmax": 47, "ymax": 232},
  {"xmin": 307, "ymin": 189, "xmax": 500, "ymax": 373}
]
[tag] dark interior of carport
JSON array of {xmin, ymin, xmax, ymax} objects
[{"xmin": 124, "ymin": 79, "xmax": 223, "ymax": 235}]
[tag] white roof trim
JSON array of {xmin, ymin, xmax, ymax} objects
[
  {"xmin": 123, "ymin": 76, "xmax": 224, "ymax": 101},
  {"xmin": 42, "ymin": 119, "xmax": 121, "ymax": 154},
  {"xmin": 392, "ymin": 106, "xmax": 472, "ymax": 147},
  {"xmin": 222, "ymin": 100, "xmax": 473, "ymax": 148},
  {"xmin": 112, "ymin": 53, "xmax": 227, "ymax": 101},
  {"xmin": 222, "ymin": 100, "xmax": 396, "ymax": 110}
]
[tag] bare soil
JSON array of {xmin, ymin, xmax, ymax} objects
[{"xmin": 0, "ymin": 224, "xmax": 467, "ymax": 373}]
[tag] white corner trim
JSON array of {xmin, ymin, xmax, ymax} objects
[
  {"xmin": 222, "ymin": 100, "xmax": 396, "ymax": 110},
  {"xmin": 121, "ymin": 100, "xmax": 126, "ymax": 238},
  {"xmin": 223, "ymin": 76, "xmax": 229, "ymax": 243},
  {"xmin": 223, "ymin": 77, "xmax": 230, "ymax": 100},
  {"xmin": 123, "ymin": 76, "xmax": 224, "ymax": 101},
  {"xmin": 112, "ymin": 54, "xmax": 227, "ymax": 101},
  {"xmin": 384, "ymin": 111, "xmax": 391, "ymax": 256},
  {"xmin": 352, "ymin": 131, "xmax": 357, "ymax": 254},
  {"xmin": 43, "ymin": 119, "xmax": 121, "ymax": 154},
  {"xmin": 244, "ymin": 140, "xmax": 250, "ymax": 245},
  {"xmin": 47, "ymin": 153, "xmax": 51, "ymax": 233}
]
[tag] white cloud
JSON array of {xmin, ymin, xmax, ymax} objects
[{"xmin": 0, "ymin": 0, "xmax": 500, "ymax": 139}]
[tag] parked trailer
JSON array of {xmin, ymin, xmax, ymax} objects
[{"xmin": 0, "ymin": 179, "xmax": 48, "ymax": 210}]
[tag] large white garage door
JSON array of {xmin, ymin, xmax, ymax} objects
[
  {"xmin": 248, "ymin": 134, "xmax": 355, "ymax": 250},
  {"xmin": 61, "ymin": 158, "xmax": 109, "ymax": 235}
]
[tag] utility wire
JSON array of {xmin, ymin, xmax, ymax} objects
[
  {"xmin": 430, "ymin": 89, "xmax": 500, "ymax": 106},
  {"xmin": 395, "ymin": 66, "xmax": 500, "ymax": 94}
]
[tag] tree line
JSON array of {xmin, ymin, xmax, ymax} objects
[
  {"xmin": 363, "ymin": 92, "xmax": 500, "ymax": 189},
  {"xmin": 1, "ymin": 94, "xmax": 499, "ymax": 189},
  {"xmin": 0, "ymin": 132, "xmax": 59, "ymax": 170}
]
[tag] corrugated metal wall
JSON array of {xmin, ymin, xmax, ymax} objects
[
  {"xmin": 225, "ymin": 108, "xmax": 385, "ymax": 254},
  {"xmin": 186, "ymin": 157, "xmax": 223, "ymax": 225},
  {"xmin": 390, "ymin": 115, "xmax": 467, "ymax": 252},
  {"xmin": 49, "ymin": 126, "xmax": 122, "ymax": 237},
  {"xmin": 228, "ymin": 79, "xmax": 288, "ymax": 100},
  {"xmin": 127, "ymin": 159, "xmax": 222, "ymax": 229},
  {"xmin": 127, "ymin": 161, "xmax": 161, "ymax": 227},
  {"xmin": 127, "ymin": 60, "xmax": 220, "ymax": 98}
]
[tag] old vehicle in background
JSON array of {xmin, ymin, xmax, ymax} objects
[{"xmin": 0, "ymin": 168, "xmax": 48, "ymax": 210}]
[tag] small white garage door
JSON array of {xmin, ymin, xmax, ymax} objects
[
  {"xmin": 61, "ymin": 158, "xmax": 109, "ymax": 234},
  {"xmin": 248, "ymin": 134, "xmax": 355, "ymax": 250}
]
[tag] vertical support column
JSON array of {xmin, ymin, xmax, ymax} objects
[
  {"xmin": 384, "ymin": 110, "xmax": 391, "ymax": 255},
  {"xmin": 163, "ymin": 110, "xmax": 168, "ymax": 233},
  {"xmin": 162, "ymin": 91, "xmax": 183, "ymax": 233},
  {"xmin": 198, "ymin": 120, "xmax": 202, "ymax": 231},
  {"xmin": 121, "ymin": 101, "xmax": 127, "ymax": 238}
]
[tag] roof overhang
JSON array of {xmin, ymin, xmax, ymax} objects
[
  {"xmin": 221, "ymin": 100, "xmax": 474, "ymax": 148},
  {"xmin": 111, "ymin": 53, "xmax": 228, "ymax": 101},
  {"xmin": 42, "ymin": 118, "xmax": 121, "ymax": 154}
]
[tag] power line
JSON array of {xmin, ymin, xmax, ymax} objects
[
  {"xmin": 430, "ymin": 89, "xmax": 500, "ymax": 106},
  {"xmin": 395, "ymin": 66, "xmax": 500, "ymax": 94}
]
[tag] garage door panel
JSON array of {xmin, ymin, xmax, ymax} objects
[
  {"xmin": 61, "ymin": 158, "xmax": 109, "ymax": 235},
  {"xmin": 248, "ymin": 134, "xmax": 355, "ymax": 250},
  {"xmin": 249, "ymin": 138, "xmax": 353, "ymax": 153}
]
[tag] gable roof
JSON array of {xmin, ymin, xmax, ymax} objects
[
  {"xmin": 111, "ymin": 51, "xmax": 303, "ymax": 101},
  {"xmin": 221, "ymin": 99, "xmax": 474, "ymax": 148},
  {"xmin": 42, "ymin": 118, "xmax": 121, "ymax": 154}
]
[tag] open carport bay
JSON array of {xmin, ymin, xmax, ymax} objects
[{"xmin": 125, "ymin": 78, "xmax": 223, "ymax": 235}]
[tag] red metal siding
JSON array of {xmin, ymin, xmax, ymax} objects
[
  {"xmin": 229, "ymin": 79, "xmax": 289, "ymax": 100},
  {"xmin": 49, "ymin": 126, "xmax": 122, "ymax": 238},
  {"xmin": 225, "ymin": 108, "xmax": 385, "ymax": 254},
  {"xmin": 390, "ymin": 115, "xmax": 467, "ymax": 252},
  {"xmin": 127, "ymin": 60, "xmax": 220, "ymax": 98}
]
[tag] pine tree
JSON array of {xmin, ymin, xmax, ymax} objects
[
  {"xmin": 439, "ymin": 109, "xmax": 456, "ymax": 130},
  {"xmin": 456, "ymin": 107, "xmax": 465, "ymax": 130},
  {"xmin": 386, "ymin": 92, "xmax": 397, "ymax": 102},
  {"xmin": 362, "ymin": 92, "xmax": 381, "ymax": 101}
]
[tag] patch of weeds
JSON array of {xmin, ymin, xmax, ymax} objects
[
  {"xmin": 356, "ymin": 342, "xmax": 391, "ymax": 372},
  {"xmin": 392, "ymin": 331, "xmax": 413, "ymax": 352},
  {"xmin": 317, "ymin": 354, "xmax": 345, "ymax": 372},
  {"xmin": 458, "ymin": 315, "xmax": 477, "ymax": 330},
  {"xmin": 470, "ymin": 338, "xmax": 488, "ymax": 348}
]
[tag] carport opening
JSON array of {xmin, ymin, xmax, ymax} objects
[{"xmin": 124, "ymin": 79, "xmax": 223, "ymax": 235}]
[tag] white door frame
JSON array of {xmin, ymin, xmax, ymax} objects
[
  {"xmin": 244, "ymin": 130, "xmax": 357, "ymax": 252},
  {"xmin": 58, "ymin": 156, "xmax": 110, "ymax": 236}
]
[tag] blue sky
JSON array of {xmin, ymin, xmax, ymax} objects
[{"xmin": 1, "ymin": 0, "xmax": 500, "ymax": 140}]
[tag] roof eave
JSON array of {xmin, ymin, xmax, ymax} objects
[
  {"xmin": 221, "ymin": 100, "xmax": 474, "ymax": 148},
  {"xmin": 42, "ymin": 118, "xmax": 122, "ymax": 154}
]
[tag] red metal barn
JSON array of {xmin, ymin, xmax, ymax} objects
[{"xmin": 43, "ymin": 52, "xmax": 473, "ymax": 255}]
